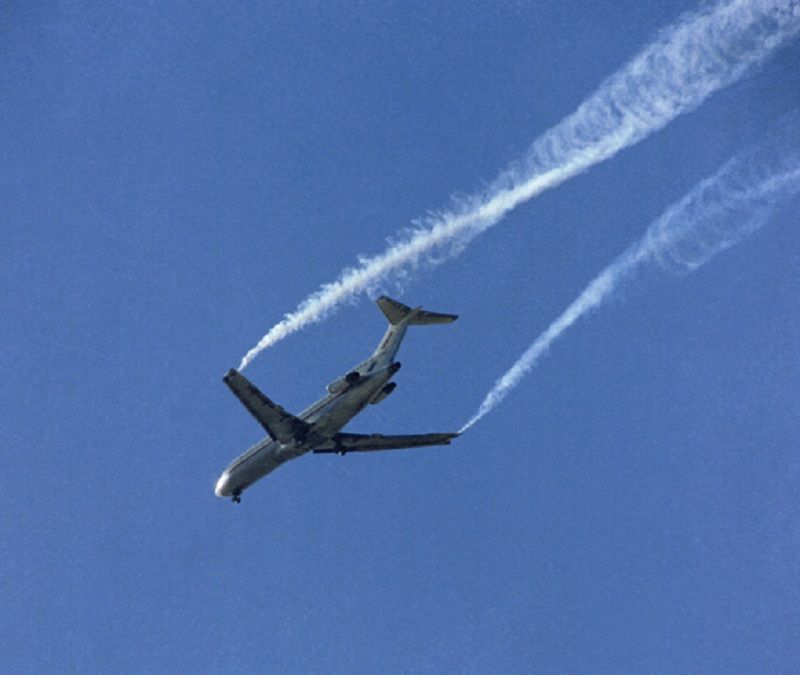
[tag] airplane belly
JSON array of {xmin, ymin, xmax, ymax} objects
[
  {"xmin": 236, "ymin": 454, "xmax": 280, "ymax": 485},
  {"xmin": 223, "ymin": 440, "xmax": 288, "ymax": 494}
]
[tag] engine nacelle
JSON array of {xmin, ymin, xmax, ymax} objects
[
  {"xmin": 327, "ymin": 371, "xmax": 361, "ymax": 395},
  {"xmin": 369, "ymin": 381, "xmax": 397, "ymax": 405}
]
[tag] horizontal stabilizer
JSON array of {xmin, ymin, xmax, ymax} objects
[
  {"xmin": 376, "ymin": 295, "xmax": 457, "ymax": 326},
  {"xmin": 223, "ymin": 369, "xmax": 309, "ymax": 444},
  {"xmin": 312, "ymin": 431, "xmax": 458, "ymax": 454}
]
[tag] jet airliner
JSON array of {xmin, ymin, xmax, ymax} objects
[{"xmin": 215, "ymin": 296, "xmax": 459, "ymax": 503}]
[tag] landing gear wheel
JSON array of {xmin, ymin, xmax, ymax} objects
[{"xmin": 232, "ymin": 490, "xmax": 242, "ymax": 504}]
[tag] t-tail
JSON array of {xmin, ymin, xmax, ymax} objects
[{"xmin": 372, "ymin": 296, "xmax": 457, "ymax": 365}]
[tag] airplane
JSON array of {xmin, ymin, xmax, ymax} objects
[{"xmin": 215, "ymin": 295, "xmax": 460, "ymax": 503}]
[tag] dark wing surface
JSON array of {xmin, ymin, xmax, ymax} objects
[
  {"xmin": 313, "ymin": 431, "xmax": 458, "ymax": 454},
  {"xmin": 223, "ymin": 369, "xmax": 309, "ymax": 444}
]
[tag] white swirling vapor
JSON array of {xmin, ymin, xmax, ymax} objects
[
  {"xmin": 240, "ymin": 0, "xmax": 800, "ymax": 370},
  {"xmin": 460, "ymin": 115, "xmax": 800, "ymax": 432}
]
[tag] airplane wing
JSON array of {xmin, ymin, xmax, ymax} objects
[
  {"xmin": 312, "ymin": 431, "xmax": 458, "ymax": 454},
  {"xmin": 223, "ymin": 369, "xmax": 309, "ymax": 444}
]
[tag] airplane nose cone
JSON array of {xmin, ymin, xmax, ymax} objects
[{"xmin": 214, "ymin": 472, "xmax": 230, "ymax": 498}]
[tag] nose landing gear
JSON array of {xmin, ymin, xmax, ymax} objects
[{"xmin": 232, "ymin": 489, "xmax": 242, "ymax": 504}]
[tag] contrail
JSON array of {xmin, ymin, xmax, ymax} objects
[
  {"xmin": 460, "ymin": 115, "xmax": 800, "ymax": 432},
  {"xmin": 240, "ymin": 0, "xmax": 800, "ymax": 370}
]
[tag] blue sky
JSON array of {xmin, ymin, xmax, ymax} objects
[{"xmin": 3, "ymin": 1, "xmax": 799, "ymax": 672}]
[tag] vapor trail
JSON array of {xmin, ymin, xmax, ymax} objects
[
  {"xmin": 240, "ymin": 0, "xmax": 800, "ymax": 370},
  {"xmin": 460, "ymin": 116, "xmax": 800, "ymax": 432}
]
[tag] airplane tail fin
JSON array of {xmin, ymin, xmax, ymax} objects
[{"xmin": 376, "ymin": 295, "xmax": 458, "ymax": 326}]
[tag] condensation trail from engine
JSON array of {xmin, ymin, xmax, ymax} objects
[
  {"xmin": 240, "ymin": 0, "xmax": 800, "ymax": 370},
  {"xmin": 460, "ymin": 115, "xmax": 800, "ymax": 432}
]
